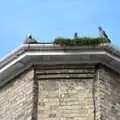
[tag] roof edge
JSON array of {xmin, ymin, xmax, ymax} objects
[
  {"xmin": 0, "ymin": 43, "xmax": 120, "ymax": 86},
  {"xmin": 0, "ymin": 43, "xmax": 120, "ymax": 69}
]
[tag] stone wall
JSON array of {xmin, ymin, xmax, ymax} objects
[
  {"xmin": 0, "ymin": 69, "xmax": 34, "ymax": 120},
  {"xmin": 0, "ymin": 63, "xmax": 120, "ymax": 120},
  {"xmin": 36, "ymin": 64, "xmax": 96, "ymax": 120},
  {"xmin": 96, "ymin": 65, "xmax": 120, "ymax": 120}
]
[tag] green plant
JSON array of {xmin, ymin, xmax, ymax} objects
[{"xmin": 53, "ymin": 37, "xmax": 109, "ymax": 46}]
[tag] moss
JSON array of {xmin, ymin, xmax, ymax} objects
[{"xmin": 53, "ymin": 37, "xmax": 110, "ymax": 46}]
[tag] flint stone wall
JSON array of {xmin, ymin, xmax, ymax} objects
[
  {"xmin": 96, "ymin": 65, "xmax": 120, "ymax": 120},
  {"xmin": 0, "ymin": 69, "xmax": 34, "ymax": 120},
  {"xmin": 36, "ymin": 64, "xmax": 96, "ymax": 120},
  {"xmin": 0, "ymin": 64, "xmax": 120, "ymax": 120}
]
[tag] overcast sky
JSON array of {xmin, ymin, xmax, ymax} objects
[{"xmin": 0, "ymin": 0, "xmax": 120, "ymax": 57}]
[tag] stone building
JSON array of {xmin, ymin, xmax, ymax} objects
[{"xmin": 0, "ymin": 40, "xmax": 120, "ymax": 120}]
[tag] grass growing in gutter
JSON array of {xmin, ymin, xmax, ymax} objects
[{"xmin": 53, "ymin": 37, "xmax": 110, "ymax": 46}]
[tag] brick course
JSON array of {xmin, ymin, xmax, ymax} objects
[
  {"xmin": 0, "ymin": 69, "xmax": 34, "ymax": 120},
  {"xmin": 0, "ymin": 64, "xmax": 120, "ymax": 120},
  {"xmin": 96, "ymin": 65, "xmax": 120, "ymax": 120},
  {"xmin": 37, "ymin": 64, "xmax": 96, "ymax": 120}
]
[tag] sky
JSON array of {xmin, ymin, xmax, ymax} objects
[{"xmin": 0, "ymin": 0, "xmax": 120, "ymax": 57}]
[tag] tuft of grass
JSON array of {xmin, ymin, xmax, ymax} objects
[{"xmin": 53, "ymin": 37, "xmax": 110, "ymax": 46}]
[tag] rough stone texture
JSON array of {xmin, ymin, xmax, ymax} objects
[
  {"xmin": 37, "ymin": 64, "xmax": 96, "ymax": 120},
  {"xmin": 0, "ymin": 69, "xmax": 34, "ymax": 120},
  {"xmin": 0, "ymin": 63, "xmax": 120, "ymax": 120},
  {"xmin": 96, "ymin": 65, "xmax": 120, "ymax": 120}
]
